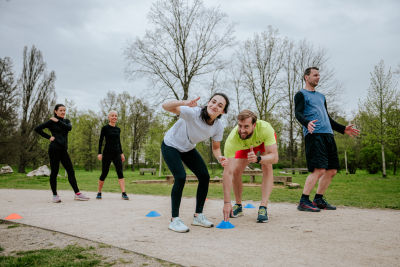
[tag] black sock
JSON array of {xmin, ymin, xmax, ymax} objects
[
  {"xmin": 236, "ymin": 203, "xmax": 242, "ymax": 207},
  {"xmin": 314, "ymin": 194, "xmax": 323, "ymax": 200},
  {"xmin": 260, "ymin": 206, "xmax": 267, "ymax": 209},
  {"xmin": 122, "ymin": 192, "xmax": 127, "ymax": 196},
  {"xmin": 301, "ymin": 194, "xmax": 309, "ymax": 201}
]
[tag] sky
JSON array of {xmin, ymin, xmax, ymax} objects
[{"xmin": 1, "ymin": 0, "xmax": 399, "ymax": 117}]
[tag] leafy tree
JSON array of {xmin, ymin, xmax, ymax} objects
[
  {"xmin": 358, "ymin": 60, "xmax": 398, "ymax": 177},
  {"xmin": 18, "ymin": 45, "xmax": 56, "ymax": 173}
]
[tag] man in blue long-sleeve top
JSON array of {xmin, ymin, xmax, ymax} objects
[{"xmin": 294, "ymin": 67, "xmax": 359, "ymax": 212}]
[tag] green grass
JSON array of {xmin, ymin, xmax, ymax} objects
[
  {"xmin": 0, "ymin": 244, "xmax": 102, "ymax": 267},
  {"xmin": 6, "ymin": 224, "xmax": 20, "ymax": 229},
  {"xmin": 1, "ymin": 166, "xmax": 399, "ymax": 209}
]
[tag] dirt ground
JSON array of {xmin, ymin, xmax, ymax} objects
[
  {"xmin": 0, "ymin": 221, "xmax": 179, "ymax": 266},
  {"xmin": 1, "ymin": 189, "xmax": 400, "ymax": 267}
]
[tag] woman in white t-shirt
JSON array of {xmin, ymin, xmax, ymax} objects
[{"xmin": 162, "ymin": 93, "xmax": 230, "ymax": 233}]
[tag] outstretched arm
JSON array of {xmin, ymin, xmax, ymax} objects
[
  {"xmin": 222, "ymin": 158, "xmax": 235, "ymax": 221},
  {"xmin": 162, "ymin": 97, "xmax": 200, "ymax": 115},
  {"xmin": 324, "ymin": 101, "xmax": 346, "ymax": 134}
]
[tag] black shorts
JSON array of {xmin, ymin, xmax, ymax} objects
[{"xmin": 305, "ymin": 134, "xmax": 340, "ymax": 172}]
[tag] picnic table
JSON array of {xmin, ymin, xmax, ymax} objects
[
  {"xmin": 140, "ymin": 168, "xmax": 157, "ymax": 175},
  {"xmin": 282, "ymin": 168, "xmax": 309, "ymax": 174},
  {"xmin": 165, "ymin": 175, "xmax": 222, "ymax": 184},
  {"xmin": 241, "ymin": 169, "xmax": 298, "ymax": 187}
]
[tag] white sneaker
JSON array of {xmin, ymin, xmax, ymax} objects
[
  {"xmin": 168, "ymin": 217, "xmax": 189, "ymax": 233},
  {"xmin": 191, "ymin": 213, "xmax": 214, "ymax": 228}
]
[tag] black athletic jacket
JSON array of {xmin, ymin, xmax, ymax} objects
[
  {"xmin": 35, "ymin": 116, "xmax": 72, "ymax": 150},
  {"xmin": 98, "ymin": 124, "xmax": 123, "ymax": 154}
]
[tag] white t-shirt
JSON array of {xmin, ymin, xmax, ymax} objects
[{"xmin": 164, "ymin": 106, "xmax": 224, "ymax": 152}]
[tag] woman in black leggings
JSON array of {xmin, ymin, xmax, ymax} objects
[
  {"xmin": 162, "ymin": 93, "xmax": 230, "ymax": 233},
  {"xmin": 96, "ymin": 110, "xmax": 128, "ymax": 200},
  {"xmin": 35, "ymin": 104, "xmax": 89, "ymax": 203}
]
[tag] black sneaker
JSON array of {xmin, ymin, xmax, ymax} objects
[
  {"xmin": 122, "ymin": 193, "xmax": 129, "ymax": 200},
  {"xmin": 313, "ymin": 198, "xmax": 336, "ymax": 210},
  {"xmin": 230, "ymin": 204, "xmax": 243, "ymax": 218},
  {"xmin": 257, "ymin": 207, "xmax": 268, "ymax": 223},
  {"xmin": 297, "ymin": 199, "xmax": 320, "ymax": 212},
  {"xmin": 96, "ymin": 192, "xmax": 102, "ymax": 199}
]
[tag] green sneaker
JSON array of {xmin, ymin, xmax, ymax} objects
[
  {"xmin": 230, "ymin": 204, "xmax": 243, "ymax": 218},
  {"xmin": 257, "ymin": 207, "xmax": 268, "ymax": 223}
]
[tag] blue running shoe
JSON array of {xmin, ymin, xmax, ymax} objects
[
  {"xmin": 96, "ymin": 192, "xmax": 102, "ymax": 199},
  {"xmin": 297, "ymin": 199, "xmax": 320, "ymax": 212},
  {"xmin": 257, "ymin": 207, "xmax": 268, "ymax": 223},
  {"xmin": 122, "ymin": 193, "xmax": 129, "ymax": 200},
  {"xmin": 230, "ymin": 204, "xmax": 243, "ymax": 218},
  {"xmin": 313, "ymin": 198, "xmax": 336, "ymax": 210}
]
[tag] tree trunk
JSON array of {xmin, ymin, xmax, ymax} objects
[
  {"xmin": 394, "ymin": 155, "xmax": 397, "ymax": 175},
  {"xmin": 345, "ymin": 150, "xmax": 348, "ymax": 175},
  {"xmin": 381, "ymin": 143, "xmax": 386, "ymax": 178},
  {"xmin": 131, "ymin": 148, "xmax": 135, "ymax": 171}
]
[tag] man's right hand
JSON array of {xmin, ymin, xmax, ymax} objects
[
  {"xmin": 307, "ymin": 119, "xmax": 317, "ymax": 134},
  {"xmin": 49, "ymin": 136, "xmax": 55, "ymax": 141},
  {"xmin": 223, "ymin": 202, "xmax": 233, "ymax": 222}
]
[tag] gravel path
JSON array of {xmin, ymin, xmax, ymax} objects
[{"xmin": 1, "ymin": 189, "xmax": 400, "ymax": 267}]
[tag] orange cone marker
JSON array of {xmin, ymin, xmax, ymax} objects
[
  {"xmin": 5, "ymin": 213, "xmax": 22, "ymax": 220},
  {"xmin": 206, "ymin": 198, "xmax": 209, "ymax": 201}
]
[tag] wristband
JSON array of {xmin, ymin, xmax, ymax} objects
[
  {"xmin": 224, "ymin": 202, "xmax": 230, "ymax": 204},
  {"xmin": 218, "ymin": 156, "xmax": 223, "ymax": 163}
]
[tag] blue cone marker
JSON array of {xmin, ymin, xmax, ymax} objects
[
  {"xmin": 146, "ymin": 211, "xmax": 161, "ymax": 217},
  {"xmin": 244, "ymin": 203, "xmax": 256, "ymax": 208},
  {"xmin": 216, "ymin": 220, "xmax": 235, "ymax": 229}
]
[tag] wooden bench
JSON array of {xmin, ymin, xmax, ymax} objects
[
  {"xmin": 282, "ymin": 168, "xmax": 309, "ymax": 174},
  {"xmin": 165, "ymin": 175, "xmax": 222, "ymax": 184},
  {"xmin": 140, "ymin": 168, "xmax": 156, "ymax": 175},
  {"xmin": 241, "ymin": 170, "xmax": 297, "ymax": 186}
]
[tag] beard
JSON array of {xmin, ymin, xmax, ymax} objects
[{"xmin": 238, "ymin": 130, "xmax": 254, "ymax": 140}]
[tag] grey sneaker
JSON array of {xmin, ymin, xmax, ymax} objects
[
  {"xmin": 53, "ymin": 195, "xmax": 61, "ymax": 203},
  {"xmin": 168, "ymin": 217, "xmax": 189, "ymax": 233},
  {"xmin": 74, "ymin": 193, "xmax": 90, "ymax": 201},
  {"xmin": 192, "ymin": 214, "xmax": 214, "ymax": 228},
  {"xmin": 230, "ymin": 204, "xmax": 243, "ymax": 218},
  {"xmin": 257, "ymin": 207, "xmax": 269, "ymax": 223}
]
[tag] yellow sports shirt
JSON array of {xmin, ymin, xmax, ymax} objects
[{"xmin": 224, "ymin": 120, "xmax": 276, "ymax": 158}]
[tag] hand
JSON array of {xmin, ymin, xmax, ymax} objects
[
  {"xmin": 308, "ymin": 119, "xmax": 317, "ymax": 134},
  {"xmin": 344, "ymin": 124, "xmax": 360, "ymax": 138},
  {"xmin": 98, "ymin": 154, "xmax": 102, "ymax": 161},
  {"xmin": 49, "ymin": 136, "xmax": 55, "ymax": 141},
  {"xmin": 50, "ymin": 117, "xmax": 58, "ymax": 122},
  {"xmin": 185, "ymin": 96, "xmax": 200, "ymax": 107},
  {"xmin": 219, "ymin": 156, "xmax": 228, "ymax": 167},
  {"xmin": 121, "ymin": 154, "xmax": 125, "ymax": 162},
  {"xmin": 247, "ymin": 145, "xmax": 257, "ymax": 163},
  {"xmin": 223, "ymin": 202, "xmax": 233, "ymax": 222}
]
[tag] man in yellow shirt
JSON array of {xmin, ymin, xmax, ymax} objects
[{"xmin": 221, "ymin": 110, "xmax": 279, "ymax": 223}]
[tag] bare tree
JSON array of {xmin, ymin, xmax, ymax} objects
[
  {"xmin": 0, "ymin": 57, "xmax": 20, "ymax": 163},
  {"xmin": 18, "ymin": 45, "xmax": 56, "ymax": 173},
  {"xmin": 358, "ymin": 60, "xmax": 398, "ymax": 178},
  {"xmin": 124, "ymin": 0, "xmax": 237, "ymax": 101},
  {"xmin": 237, "ymin": 26, "xmax": 288, "ymax": 123}
]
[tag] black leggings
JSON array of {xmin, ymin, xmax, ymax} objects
[
  {"xmin": 99, "ymin": 151, "xmax": 124, "ymax": 181},
  {"xmin": 49, "ymin": 148, "xmax": 79, "ymax": 195},
  {"xmin": 161, "ymin": 141, "xmax": 210, "ymax": 217}
]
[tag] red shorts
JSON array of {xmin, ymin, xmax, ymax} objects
[
  {"xmin": 235, "ymin": 143, "xmax": 266, "ymax": 159},
  {"xmin": 234, "ymin": 133, "xmax": 277, "ymax": 159}
]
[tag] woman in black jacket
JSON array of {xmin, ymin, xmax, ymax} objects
[{"xmin": 35, "ymin": 104, "xmax": 89, "ymax": 203}]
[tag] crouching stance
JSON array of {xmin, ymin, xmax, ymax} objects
[
  {"xmin": 222, "ymin": 110, "xmax": 278, "ymax": 223},
  {"xmin": 97, "ymin": 110, "xmax": 128, "ymax": 200},
  {"xmin": 162, "ymin": 93, "xmax": 229, "ymax": 233}
]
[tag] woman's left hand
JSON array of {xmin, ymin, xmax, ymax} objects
[
  {"xmin": 121, "ymin": 154, "xmax": 125, "ymax": 162},
  {"xmin": 50, "ymin": 117, "xmax": 58, "ymax": 122}
]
